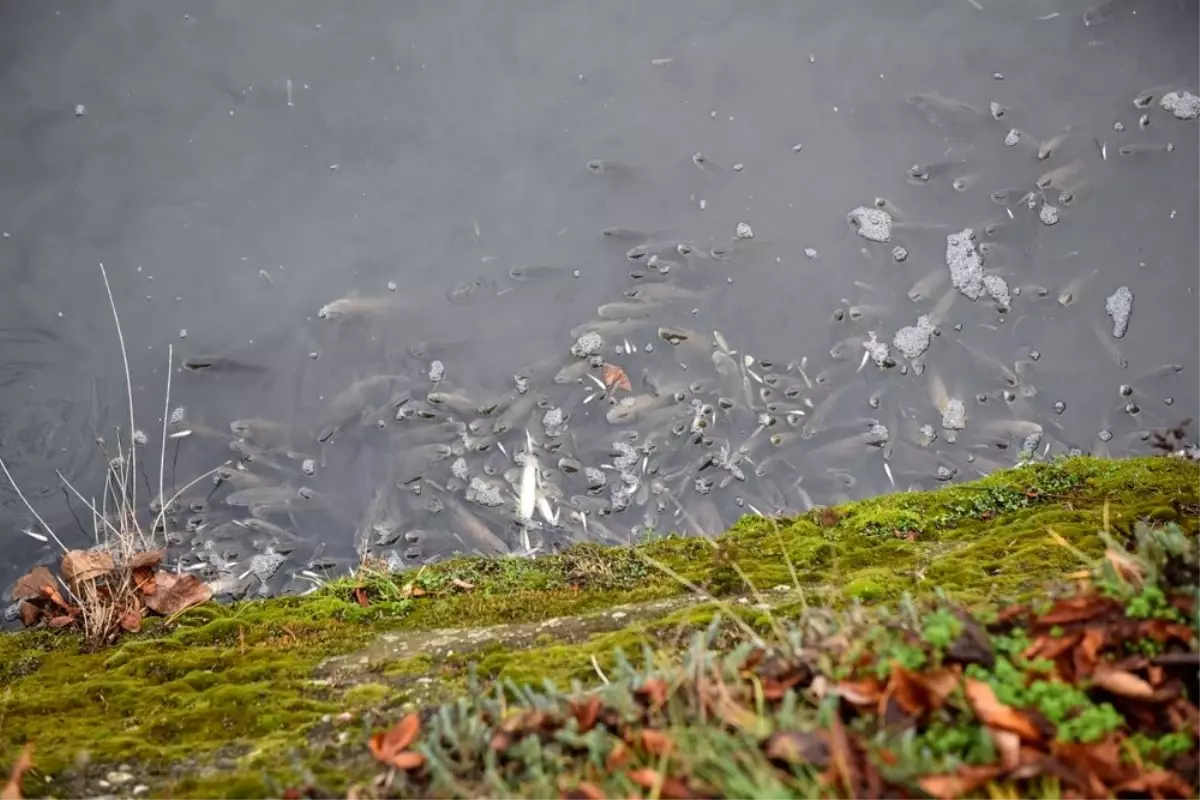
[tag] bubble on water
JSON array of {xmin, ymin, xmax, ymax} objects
[
  {"xmin": 694, "ymin": 477, "xmax": 714, "ymax": 495},
  {"xmin": 178, "ymin": 329, "xmax": 188, "ymax": 339},
  {"xmin": 736, "ymin": 222, "xmax": 754, "ymax": 239},
  {"xmin": 1113, "ymin": 121, "xmax": 1125, "ymax": 131},
  {"xmin": 466, "ymin": 476, "xmax": 503, "ymax": 508},
  {"xmin": 387, "ymin": 280, "xmax": 397, "ymax": 292},
  {"xmin": 428, "ymin": 360, "xmax": 445, "ymax": 382},
  {"xmin": 1039, "ymin": 204, "xmax": 1059, "ymax": 226},
  {"xmin": 792, "ymin": 143, "xmax": 803, "ymax": 152},
  {"xmin": 542, "ymin": 407, "xmax": 567, "ymax": 438},
  {"xmin": 941, "ymin": 399, "xmax": 966, "ymax": 430},
  {"xmin": 1053, "ymin": 400, "xmax": 1066, "ymax": 415},
  {"xmin": 804, "ymin": 248, "xmax": 818, "ymax": 259},
  {"xmin": 301, "ymin": 458, "xmax": 316, "ymax": 476},
  {"xmin": 1160, "ymin": 90, "xmax": 1200, "ymax": 120},
  {"xmin": 981, "ymin": 274, "xmax": 1012, "ymax": 311},
  {"xmin": 863, "ymin": 331, "xmax": 891, "ymax": 368},
  {"xmin": 451, "ymin": 457, "xmax": 470, "ymax": 481},
  {"xmin": 74, "ymin": 104, "xmax": 86, "ymax": 116},
  {"xmin": 733, "ymin": 163, "xmax": 744, "ymax": 171},
  {"xmin": 847, "ymin": 206, "xmax": 892, "ymax": 243},
  {"xmin": 1164, "ymin": 396, "xmax": 1175, "ymax": 406},
  {"xmin": 1098, "ymin": 429, "xmax": 1113, "ymax": 442},
  {"xmin": 989, "ymin": 101, "xmax": 1006, "ymax": 119},
  {"xmin": 168, "ymin": 406, "xmax": 187, "ymax": 424},
  {"xmin": 133, "ymin": 429, "xmax": 148, "ymax": 446},
  {"xmin": 1105, "ymin": 286, "xmax": 1133, "ymax": 338},
  {"xmin": 571, "ymin": 332, "xmax": 603, "ymax": 358},
  {"xmin": 1003, "ymin": 129, "xmax": 1021, "ymax": 146},
  {"xmin": 946, "ymin": 228, "xmax": 984, "ymax": 300},
  {"xmin": 309, "ymin": 351, "xmax": 319, "ymax": 360},
  {"xmin": 893, "ymin": 315, "xmax": 935, "ymax": 359},
  {"xmin": 891, "ymin": 246, "xmax": 908, "ymax": 262}
]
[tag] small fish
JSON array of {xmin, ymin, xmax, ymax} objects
[
  {"xmin": 907, "ymin": 158, "xmax": 969, "ymax": 184},
  {"xmin": 586, "ymin": 159, "xmax": 634, "ymax": 175},
  {"xmin": 508, "ymin": 264, "xmax": 574, "ymax": 283},
  {"xmin": 623, "ymin": 282, "xmax": 707, "ymax": 302},
  {"xmin": 569, "ymin": 318, "xmax": 648, "ymax": 340},
  {"xmin": 1118, "ymin": 143, "xmax": 1173, "ymax": 157},
  {"xmin": 801, "ymin": 383, "xmax": 850, "ymax": 440},
  {"xmin": 956, "ymin": 340, "xmax": 1018, "ymax": 387},
  {"xmin": 952, "ymin": 173, "xmax": 980, "ymax": 192},
  {"xmin": 182, "ymin": 355, "xmax": 265, "ymax": 373},
  {"xmin": 425, "ymin": 391, "xmax": 479, "ymax": 416},
  {"xmin": 597, "ymin": 300, "xmax": 659, "ymax": 320},
  {"xmin": 258, "ymin": 269, "xmax": 275, "ymax": 286},
  {"xmin": 1037, "ymin": 130, "xmax": 1071, "ymax": 160},
  {"xmin": 554, "ymin": 360, "xmax": 593, "ymax": 384},
  {"xmin": 908, "ymin": 269, "xmax": 949, "ymax": 303},
  {"xmin": 492, "ymin": 392, "xmax": 540, "ymax": 435},
  {"xmin": 1057, "ymin": 268, "xmax": 1098, "ymax": 307},
  {"xmin": 229, "ymin": 418, "xmax": 294, "ymax": 447},
  {"xmin": 234, "ymin": 517, "xmax": 301, "ymax": 542},
  {"xmin": 606, "ymin": 393, "xmax": 670, "ymax": 424},
  {"xmin": 443, "ymin": 495, "xmax": 508, "ymax": 554},
  {"xmin": 518, "ymin": 431, "xmax": 537, "ymax": 524},
  {"xmin": 317, "ymin": 295, "xmax": 394, "ymax": 320},
  {"xmin": 907, "ymin": 93, "xmax": 984, "ymax": 129},
  {"xmin": 601, "ymin": 226, "xmax": 656, "ymax": 241},
  {"xmin": 1036, "ymin": 160, "xmax": 1082, "ymax": 189}
]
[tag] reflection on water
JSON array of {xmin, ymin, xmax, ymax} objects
[{"xmin": 1, "ymin": 0, "xmax": 1197, "ymax": 603}]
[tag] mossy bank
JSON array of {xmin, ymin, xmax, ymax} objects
[{"xmin": 1, "ymin": 456, "xmax": 1197, "ymax": 798}]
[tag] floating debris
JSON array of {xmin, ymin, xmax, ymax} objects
[
  {"xmin": 1105, "ymin": 286, "xmax": 1133, "ymax": 338},
  {"xmin": 891, "ymin": 246, "xmax": 908, "ymax": 262},
  {"xmin": 428, "ymin": 360, "xmax": 445, "ymax": 383},
  {"xmin": 301, "ymin": 458, "xmax": 316, "ymax": 476},
  {"xmin": 466, "ymin": 477, "xmax": 503, "ymax": 508},
  {"xmin": 941, "ymin": 398, "xmax": 967, "ymax": 430},
  {"xmin": 735, "ymin": 222, "xmax": 754, "ymax": 240},
  {"xmin": 1039, "ymin": 204, "xmax": 1060, "ymax": 226},
  {"xmin": 1003, "ymin": 128, "xmax": 1021, "ymax": 146},
  {"xmin": 847, "ymin": 206, "xmax": 892, "ymax": 243},
  {"xmin": 918, "ymin": 424, "xmax": 937, "ymax": 447},
  {"xmin": 945, "ymin": 229, "xmax": 985, "ymax": 300},
  {"xmin": 571, "ymin": 332, "xmax": 604, "ymax": 358},
  {"xmin": 863, "ymin": 332, "xmax": 891, "ymax": 368},
  {"xmin": 989, "ymin": 101, "xmax": 1006, "ymax": 119},
  {"xmin": 1160, "ymin": 90, "xmax": 1200, "ymax": 120},
  {"xmin": 983, "ymin": 274, "xmax": 1011, "ymax": 311},
  {"xmin": 542, "ymin": 407, "xmax": 567, "ymax": 438},
  {"xmin": 893, "ymin": 315, "xmax": 935, "ymax": 359},
  {"xmin": 74, "ymin": 104, "xmax": 86, "ymax": 116},
  {"xmin": 804, "ymin": 248, "xmax": 818, "ymax": 259}
]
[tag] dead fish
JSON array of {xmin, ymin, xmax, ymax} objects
[
  {"xmin": 1036, "ymin": 160, "xmax": 1082, "ymax": 189},
  {"xmin": 182, "ymin": 355, "xmax": 266, "ymax": 373},
  {"xmin": 1037, "ymin": 130, "xmax": 1071, "ymax": 160},
  {"xmin": 508, "ymin": 264, "xmax": 574, "ymax": 282},
  {"xmin": 317, "ymin": 295, "xmax": 395, "ymax": 320}
]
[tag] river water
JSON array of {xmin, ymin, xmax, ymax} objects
[{"xmin": 1, "ymin": 0, "xmax": 1196, "ymax": 600}]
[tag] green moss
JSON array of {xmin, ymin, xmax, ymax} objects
[{"xmin": 0, "ymin": 456, "xmax": 1194, "ymax": 798}]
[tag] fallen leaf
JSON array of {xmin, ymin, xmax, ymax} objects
[
  {"xmin": 141, "ymin": 572, "xmax": 212, "ymax": 616},
  {"xmin": 764, "ymin": 730, "xmax": 828, "ymax": 766},
  {"xmin": 368, "ymin": 714, "xmax": 421, "ymax": 768},
  {"xmin": 1114, "ymin": 770, "xmax": 1196, "ymax": 797},
  {"xmin": 569, "ymin": 696, "xmax": 602, "ymax": 733},
  {"xmin": 126, "ymin": 549, "xmax": 166, "ymax": 570},
  {"xmin": 964, "ymin": 678, "xmax": 1043, "ymax": 743},
  {"xmin": 566, "ymin": 782, "xmax": 607, "ymax": 800},
  {"xmin": 411, "ymin": 586, "xmax": 427, "ymax": 597},
  {"xmin": 388, "ymin": 751, "xmax": 425, "ymax": 771},
  {"xmin": 60, "ymin": 549, "xmax": 115, "ymax": 585},
  {"xmin": 47, "ymin": 615, "xmax": 76, "ymax": 629},
  {"xmin": 1072, "ymin": 627, "xmax": 1107, "ymax": 678},
  {"xmin": 602, "ymin": 363, "xmax": 632, "ymax": 393},
  {"xmin": 918, "ymin": 765, "xmax": 1003, "ymax": 800},
  {"xmin": 1, "ymin": 743, "xmax": 33, "ymax": 800},
  {"xmin": 625, "ymin": 769, "xmax": 694, "ymax": 800},
  {"xmin": 945, "ymin": 612, "xmax": 996, "ymax": 669},
  {"xmin": 352, "ymin": 587, "xmax": 369, "ymax": 608},
  {"xmin": 451, "ymin": 578, "xmax": 475, "ymax": 591},
  {"xmin": 1036, "ymin": 594, "xmax": 1116, "ymax": 626},
  {"xmin": 639, "ymin": 729, "xmax": 673, "ymax": 756},
  {"xmin": 1091, "ymin": 662, "xmax": 1155, "ymax": 699},
  {"xmin": 17, "ymin": 602, "xmax": 40, "ymax": 628},
  {"xmin": 1104, "ymin": 547, "xmax": 1144, "ymax": 587},
  {"xmin": 836, "ymin": 677, "xmax": 884, "ymax": 708},
  {"xmin": 887, "ymin": 664, "xmax": 959, "ymax": 718},
  {"xmin": 132, "ymin": 566, "xmax": 157, "ymax": 596},
  {"xmin": 606, "ymin": 740, "xmax": 631, "ymax": 771},
  {"xmin": 38, "ymin": 583, "xmax": 70, "ymax": 611},
  {"xmin": 635, "ymin": 678, "xmax": 668, "ymax": 710},
  {"xmin": 992, "ymin": 728, "xmax": 1021, "ymax": 771},
  {"xmin": 11, "ymin": 567, "xmax": 55, "ymax": 602},
  {"xmin": 118, "ymin": 608, "xmax": 142, "ymax": 633}
]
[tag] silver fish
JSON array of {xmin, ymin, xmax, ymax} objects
[
  {"xmin": 182, "ymin": 355, "xmax": 266, "ymax": 373},
  {"xmin": 317, "ymin": 295, "xmax": 395, "ymax": 320}
]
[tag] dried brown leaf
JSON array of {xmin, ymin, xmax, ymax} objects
[
  {"xmin": 61, "ymin": 549, "xmax": 115, "ymax": 585},
  {"xmin": 126, "ymin": 548, "xmax": 166, "ymax": 570},
  {"xmin": 142, "ymin": 572, "xmax": 212, "ymax": 616},
  {"xmin": 11, "ymin": 567, "xmax": 54, "ymax": 602},
  {"xmin": 1, "ymin": 743, "xmax": 33, "ymax": 800},
  {"xmin": 606, "ymin": 740, "xmax": 631, "ymax": 771},
  {"xmin": 626, "ymin": 768, "xmax": 659, "ymax": 790},
  {"xmin": 602, "ymin": 363, "xmax": 632, "ymax": 393},
  {"xmin": 1091, "ymin": 663, "xmax": 1155, "ymax": 700},
  {"xmin": 1073, "ymin": 627, "xmax": 1107, "ymax": 678},
  {"xmin": 118, "ymin": 608, "xmax": 143, "ymax": 633},
  {"xmin": 991, "ymin": 728, "xmax": 1021, "ymax": 771},
  {"xmin": 887, "ymin": 664, "xmax": 959, "ymax": 718},
  {"xmin": 964, "ymin": 678, "xmax": 1043, "ymax": 743},
  {"xmin": 388, "ymin": 750, "xmax": 425, "ymax": 771},
  {"xmin": 1114, "ymin": 770, "xmax": 1196, "ymax": 798},
  {"xmin": 764, "ymin": 730, "xmax": 828, "ymax": 766},
  {"xmin": 46, "ymin": 615, "xmax": 76, "ymax": 629},
  {"xmin": 639, "ymin": 729, "xmax": 673, "ymax": 756},
  {"xmin": 17, "ymin": 602, "xmax": 40, "ymax": 628},
  {"xmin": 570, "ymin": 696, "xmax": 602, "ymax": 733},
  {"xmin": 1036, "ymin": 594, "xmax": 1115, "ymax": 626},
  {"xmin": 836, "ymin": 677, "xmax": 884, "ymax": 708},
  {"xmin": 945, "ymin": 612, "xmax": 995, "ymax": 668},
  {"xmin": 635, "ymin": 678, "xmax": 668, "ymax": 710},
  {"xmin": 132, "ymin": 566, "xmax": 157, "ymax": 596},
  {"xmin": 352, "ymin": 587, "xmax": 369, "ymax": 608},
  {"xmin": 565, "ymin": 782, "xmax": 608, "ymax": 800},
  {"xmin": 918, "ymin": 765, "xmax": 1003, "ymax": 800},
  {"xmin": 38, "ymin": 583, "xmax": 70, "ymax": 611}
]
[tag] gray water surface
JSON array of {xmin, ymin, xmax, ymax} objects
[{"xmin": 2, "ymin": 0, "xmax": 1197, "ymax": 599}]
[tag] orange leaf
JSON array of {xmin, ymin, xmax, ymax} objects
[
  {"xmin": 639, "ymin": 729, "xmax": 673, "ymax": 756},
  {"xmin": 626, "ymin": 769, "xmax": 659, "ymax": 790},
  {"xmin": 11, "ymin": 567, "xmax": 54, "ymax": 602},
  {"xmin": 46, "ymin": 615, "xmax": 76, "ymax": 629},
  {"xmin": 606, "ymin": 740, "xmax": 631, "ymax": 771},
  {"xmin": 142, "ymin": 572, "xmax": 212, "ymax": 616},
  {"xmin": 388, "ymin": 750, "xmax": 425, "ymax": 771},
  {"xmin": 570, "ymin": 696, "xmax": 601, "ymax": 733},
  {"xmin": 17, "ymin": 602, "xmax": 41, "ymax": 628},
  {"xmin": 602, "ymin": 363, "xmax": 632, "ymax": 393},
  {"xmin": 635, "ymin": 678, "xmax": 668, "ymax": 710},
  {"xmin": 60, "ymin": 549, "xmax": 115, "ymax": 585},
  {"xmin": 836, "ymin": 677, "xmax": 884, "ymax": 708},
  {"xmin": 38, "ymin": 584, "xmax": 70, "ymax": 611},
  {"xmin": 379, "ymin": 713, "xmax": 420, "ymax": 754},
  {"xmin": 1, "ymin": 743, "xmax": 33, "ymax": 800},
  {"xmin": 118, "ymin": 608, "xmax": 142, "ymax": 633},
  {"xmin": 964, "ymin": 678, "xmax": 1043, "ymax": 743},
  {"xmin": 352, "ymin": 587, "xmax": 369, "ymax": 608},
  {"xmin": 1091, "ymin": 663, "xmax": 1155, "ymax": 700},
  {"xmin": 1114, "ymin": 770, "xmax": 1196, "ymax": 798},
  {"xmin": 410, "ymin": 586, "xmax": 427, "ymax": 597},
  {"xmin": 918, "ymin": 765, "xmax": 1003, "ymax": 800}
]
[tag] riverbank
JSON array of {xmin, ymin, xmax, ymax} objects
[{"xmin": 2, "ymin": 455, "xmax": 1197, "ymax": 798}]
